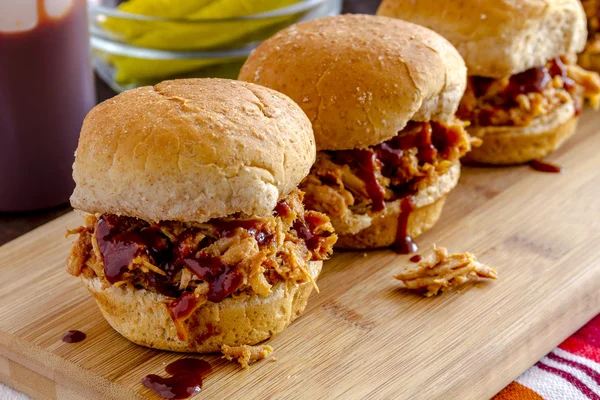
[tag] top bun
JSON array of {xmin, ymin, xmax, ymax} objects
[
  {"xmin": 238, "ymin": 14, "xmax": 466, "ymax": 151},
  {"xmin": 70, "ymin": 78, "xmax": 315, "ymax": 223},
  {"xmin": 377, "ymin": 0, "xmax": 587, "ymax": 78}
]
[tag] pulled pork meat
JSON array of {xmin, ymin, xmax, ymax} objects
[
  {"xmin": 458, "ymin": 57, "xmax": 600, "ymax": 127},
  {"xmin": 300, "ymin": 119, "xmax": 476, "ymax": 234},
  {"xmin": 67, "ymin": 189, "xmax": 336, "ymax": 338},
  {"xmin": 393, "ymin": 246, "xmax": 498, "ymax": 297},
  {"xmin": 221, "ymin": 344, "xmax": 273, "ymax": 368},
  {"xmin": 580, "ymin": 0, "xmax": 600, "ymax": 70}
]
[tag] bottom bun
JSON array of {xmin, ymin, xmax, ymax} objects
[
  {"xmin": 335, "ymin": 195, "xmax": 447, "ymax": 249},
  {"xmin": 463, "ymin": 102, "xmax": 578, "ymax": 165},
  {"xmin": 334, "ymin": 162, "xmax": 460, "ymax": 250},
  {"xmin": 82, "ymin": 261, "xmax": 322, "ymax": 353}
]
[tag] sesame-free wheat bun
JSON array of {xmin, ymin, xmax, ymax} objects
[
  {"xmin": 81, "ymin": 262, "xmax": 322, "ymax": 352},
  {"xmin": 462, "ymin": 102, "xmax": 578, "ymax": 165},
  {"xmin": 67, "ymin": 78, "xmax": 337, "ymax": 352},
  {"xmin": 71, "ymin": 78, "xmax": 316, "ymax": 223},
  {"xmin": 377, "ymin": 0, "xmax": 587, "ymax": 78},
  {"xmin": 240, "ymin": 15, "xmax": 476, "ymax": 251},
  {"xmin": 378, "ymin": 0, "xmax": 600, "ymax": 166},
  {"xmin": 239, "ymin": 14, "xmax": 467, "ymax": 151}
]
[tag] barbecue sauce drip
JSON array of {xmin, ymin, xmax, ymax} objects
[
  {"xmin": 409, "ymin": 255, "xmax": 422, "ymax": 263},
  {"xmin": 62, "ymin": 330, "xmax": 86, "ymax": 343},
  {"xmin": 504, "ymin": 66, "xmax": 551, "ymax": 98},
  {"xmin": 394, "ymin": 197, "xmax": 418, "ymax": 254},
  {"xmin": 96, "ymin": 215, "xmax": 171, "ymax": 284},
  {"xmin": 274, "ymin": 200, "xmax": 293, "ymax": 218},
  {"xmin": 142, "ymin": 358, "xmax": 212, "ymax": 400},
  {"xmin": 335, "ymin": 149, "xmax": 387, "ymax": 212},
  {"xmin": 330, "ymin": 121, "xmax": 460, "ymax": 211},
  {"xmin": 168, "ymin": 292, "xmax": 201, "ymax": 321},
  {"xmin": 529, "ymin": 159, "xmax": 564, "ymax": 173},
  {"xmin": 277, "ymin": 199, "xmax": 332, "ymax": 254},
  {"xmin": 181, "ymin": 255, "xmax": 243, "ymax": 302},
  {"xmin": 292, "ymin": 214, "xmax": 332, "ymax": 252}
]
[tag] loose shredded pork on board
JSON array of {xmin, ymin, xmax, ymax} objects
[
  {"xmin": 394, "ymin": 246, "xmax": 498, "ymax": 297},
  {"xmin": 221, "ymin": 344, "xmax": 273, "ymax": 368}
]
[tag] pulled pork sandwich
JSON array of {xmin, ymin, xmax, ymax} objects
[
  {"xmin": 378, "ymin": 0, "xmax": 600, "ymax": 165},
  {"xmin": 579, "ymin": 0, "xmax": 600, "ymax": 72},
  {"xmin": 67, "ymin": 78, "xmax": 336, "ymax": 352},
  {"xmin": 239, "ymin": 15, "xmax": 476, "ymax": 251}
]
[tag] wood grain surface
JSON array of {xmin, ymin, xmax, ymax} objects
[{"xmin": 1, "ymin": 108, "xmax": 599, "ymax": 400}]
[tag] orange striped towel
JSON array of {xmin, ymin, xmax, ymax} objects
[{"xmin": 495, "ymin": 314, "xmax": 600, "ymax": 399}]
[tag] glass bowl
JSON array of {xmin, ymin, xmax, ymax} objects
[{"xmin": 88, "ymin": 0, "xmax": 342, "ymax": 92}]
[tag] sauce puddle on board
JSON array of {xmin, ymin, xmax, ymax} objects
[
  {"xmin": 394, "ymin": 197, "xmax": 419, "ymax": 254},
  {"xmin": 62, "ymin": 330, "xmax": 86, "ymax": 343},
  {"xmin": 142, "ymin": 358, "xmax": 212, "ymax": 399},
  {"xmin": 529, "ymin": 159, "xmax": 563, "ymax": 173}
]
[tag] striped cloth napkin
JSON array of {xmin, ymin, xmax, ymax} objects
[{"xmin": 495, "ymin": 314, "xmax": 600, "ymax": 399}]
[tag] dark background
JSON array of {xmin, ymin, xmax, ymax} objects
[{"xmin": 0, "ymin": 0, "xmax": 382, "ymax": 246}]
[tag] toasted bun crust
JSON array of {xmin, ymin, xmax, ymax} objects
[
  {"xmin": 377, "ymin": 0, "xmax": 587, "ymax": 78},
  {"xmin": 71, "ymin": 78, "xmax": 315, "ymax": 223},
  {"xmin": 239, "ymin": 14, "xmax": 466, "ymax": 151},
  {"xmin": 462, "ymin": 102, "xmax": 578, "ymax": 165},
  {"xmin": 82, "ymin": 261, "xmax": 321, "ymax": 353},
  {"xmin": 335, "ymin": 162, "xmax": 459, "ymax": 248}
]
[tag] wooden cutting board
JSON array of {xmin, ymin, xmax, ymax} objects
[{"xmin": 1, "ymin": 110, "xmax": 600, "ymax": 400}]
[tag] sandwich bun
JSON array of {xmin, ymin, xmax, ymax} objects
[
  {"xmin": 81, "ymin": 261, "xmax": 322, "ymax": 352},
  {"xmin": 70, "ymin": 78, "xmax": 315, "ymax": 222},
  {"xmin": 462, "ymin": 101, "xmax": 578, "ymax": 165},
  {"xmin": 377, "ymin": 0, "xmax": 587, "ymax": 78},
  {"xmin": 239, "ymin": 14, "xmax": 466, "ymax": 150}
]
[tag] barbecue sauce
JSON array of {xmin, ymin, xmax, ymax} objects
[
  {"xmin": 504, "ymin": 66, "xmax": 551, "ymax": 98},
  {"xmin": 168, "ymin": 292, "xmax": 201, "ymax": 322},
  {"xmin": 181, "ymin": 255, "xmax": 244, "ymax": 303},
  {"xmin": 142, "ymin": 358, "xmax": 212, "ymax": 400},
  {"xmin": 274, "ymin": 200, "xmax": 293, "ymax": 218},
  {"xmin": 409, "ymin": 255, "xmax": 422, "ymax": 263},
  {"xmin": 95, "ymin": 205, "xmax": 331, "ymax": 325},
  {"xmin": 394, "ymin": 197, "xmax": 418, "ymax": 254},
  {"xmin": 95, "ymin": 215, "xmax": 171, "ymax": 284},
  {"xmin": 529, "ymin": 160, "xmax": 564, "ymax": 173},
  {"xmin": 329, "ymin": 121, "xmax": 460, "ymax": 213},
  {"xmin": 463, "ymin": 57, "xmax": 579, "ymax": 126},
  {"xmin": 337, "ymin": 149, "xmax": 387, "ymax": 212},
  {"xmin": 0, "ymin": 0, "xmax": 94, "ymax": 211},
  {"xmin": 62, "ymin": 330, "xmax": 86, "ymax": 343}
]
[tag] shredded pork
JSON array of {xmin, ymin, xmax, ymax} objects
[
  {"xmin": 580, "ymin": 0, "xmax": 600, "ymax": 70},
  {"xmin": 393, "ymin": 246, "xmax": 498, "ymax": 297},
  {"xmin": 221, "ymin": 344, "xmax": 273, "ymax": 368},
  {"xmin": 67, "ymin": 189, "xmax": 336, "ymax": 303},
  {"xmin": 458, "ymin": 57, "xmax": 600, "ymax": 128},
  {"xmin": 300, "ymin": 119, "xmax": 476, "ymax": 235}
]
